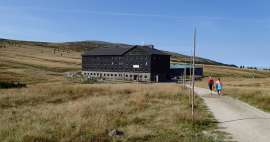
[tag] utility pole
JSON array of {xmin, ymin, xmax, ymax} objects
[
  {"xmin": 192, "ymin": 27, "xmax": 197, "ymax": 122},
  {"xmin": 183, "ymin": 57, "xmax": 187, "ymax": 88},
  {"xmin": 189, "ymin": 51, "xmax": 192, "ymax": 105}
]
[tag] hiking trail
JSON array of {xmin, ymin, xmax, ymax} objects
[{"xmin": 193, "ymin": 87, "xmax": 270, "ymax": 142}]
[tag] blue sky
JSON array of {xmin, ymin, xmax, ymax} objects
[{"xmin": 1, "ymin": 0, "xmax": 270, "ymax": 67}]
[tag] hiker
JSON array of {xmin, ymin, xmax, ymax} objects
[
  {"xmin": 215, "ymin": 78, "xmax": 223, "ymax": 96},
  {"xmin": 208, "ymin": 76, "xmax": 214, "ymax": 96}
]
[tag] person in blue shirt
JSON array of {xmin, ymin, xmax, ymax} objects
[{"xmin": 215, "ymin": 78, "xmax": 223, "ymax": 96}]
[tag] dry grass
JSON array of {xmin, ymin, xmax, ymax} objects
[
  {"xmin": 0, "ymin": 46, "xmax": 81, "ymax": 84},
  {"xmin": 224, "ymin": 87, "xmax": 270, "ymax": 112},
  {"xmin": 204, "ymin": 65, "xmax": 270, "ymax": 78},
  {"xmin": 220, "ymin": 77, "xmax": 270, "ymax": 112},
  {"xmin": 0, "ymin": 44, "xmax": 229, "ymax": 141},
  {"xmin": 0, "ymin": 83, "xmax": 222, "ymax": 142}
]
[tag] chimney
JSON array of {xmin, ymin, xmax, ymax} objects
[{"xmin": 144, "ymin": 44, "xmax": 154, "ymax": 49}]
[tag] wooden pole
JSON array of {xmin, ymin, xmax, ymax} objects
[
  {"xmin": 192, "ymin": 27, "xmax": 196, "ymax": 122},
  {"xmin": 189, "ymin": 51, "xmax": 192, "ymax": 105},
  {"xmin": 184, "ymin": 57, "xmax": 187, "ymax": 88}
]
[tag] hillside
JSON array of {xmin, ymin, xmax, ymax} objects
[
  {"xmin": 1, "ymin": 38, "xmax": 269, "ymax": 84},
  {"xmin": 0, "ymin": 43, "xmax": 81, "ymax": 84},
  {"xmin": 0, "ymin": 38, "xmax": 235, "ymax": 67},
  {"xmin": 0, "ymin": 39, "xmax": 226, "ymax": 141}
]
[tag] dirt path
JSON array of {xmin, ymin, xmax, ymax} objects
[{"xmin": 193, "ymin": 87, "xmax": 270, "ymax": 142}]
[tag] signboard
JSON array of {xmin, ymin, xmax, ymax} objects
[{"xmin": 133, "ymin": 65, "xmax": 140, "ymax": 68}]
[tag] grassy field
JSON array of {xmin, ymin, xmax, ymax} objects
[
  {"xmin": 0, "ymin": 45, "xmax": 81, "ymax": 84},
  {"xmin": 198, "ymin": 65, "xmax": 270, "ymax": 112},
  {"xmin": 203, "ymin": 65, "xmax": 270, "ymax": 78},
  {"xmin": 0, "ymin": 45, "xmax": 227, "ymax": 141},
  {"xmin": 0, "ymin": 83, "xmax": 225, "ymax": 142}
]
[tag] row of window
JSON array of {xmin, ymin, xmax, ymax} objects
[
  {"xmin": 84, "ymin": 61, "xmax": 148, "ymax": 66},
  {"xmin": 84, "ymin": 72, "xmax": 148, "ymax": 79},
  {"xmin": 84, "ymin": 56, "xmax": 165, "ymax": 64},
  {"xmin": 87, "ymin": 56, "xmax": 149, "ymax": 60},
  {"xmin": 83, "ymin": 65, "xmax": 150, "ymax": 72}
]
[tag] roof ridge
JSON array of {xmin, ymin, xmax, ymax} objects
[{"xmin": 82, "ymin": 45, "xmax": 169, "ymax": 56}]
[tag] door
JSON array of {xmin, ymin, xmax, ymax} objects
[{"xmin": 133, "ymin": 75, "xmax": 138, "ymax": 81}]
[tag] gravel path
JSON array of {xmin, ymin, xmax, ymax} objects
[{"xmin": 193, "ymin": 87, "xmax": 270, "ymax": 142}]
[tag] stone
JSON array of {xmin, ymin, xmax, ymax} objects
[{"xmin": 108, "ymin": 129, "xmax": 124, "ymax": 137}]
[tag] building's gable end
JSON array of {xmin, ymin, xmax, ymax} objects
[{"xmin": 124, "ymin": 46, "xmax": 152, "ymax": 56}]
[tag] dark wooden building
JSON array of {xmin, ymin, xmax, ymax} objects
[
  {"xmin": 82, "ymin": 45, "xmax": 170, "ymax": 82},
  {"xmin": 169, "ymin": 63, "xmax": 204, "ymax": 79}
]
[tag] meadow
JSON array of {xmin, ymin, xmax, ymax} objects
[
  {"xmin": 0, "ymin": 83, "xmax": 225, "ymax": 142},
  {"xmin": 0, "ymin": 45, "xmax": 225, "ymax": 142}
]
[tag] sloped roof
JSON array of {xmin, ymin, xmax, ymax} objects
[
  {"xmin": 82, "ymin": 46, "xmax": 132, "ymax": 56},
  {"xmin": 138, "ymin": 46, "xmax": 168, "ymax": 55},
  {"xmin": 82, "ymin": 45, "xmax": 169, "ymax": 56},
  {"xmin": 170, "ymin": 63, "xmax": 203, "ymax": 69}
]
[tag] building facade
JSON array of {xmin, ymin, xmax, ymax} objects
[{"xmin": 82, "ymin": 45, "xmax": 170, "ymax": 82}]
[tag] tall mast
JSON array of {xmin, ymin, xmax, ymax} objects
[{"xmin": 192, "ymin": 27, "xmax": 196, "ymax": 122}]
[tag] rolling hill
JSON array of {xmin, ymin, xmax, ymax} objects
[
  {"xmin": 3, "ymin": 37, "xmax": 269, "ymax": 85},
  {"xmin": 0, "ymin": 38, "xmax": 236, "ymax": 67}
]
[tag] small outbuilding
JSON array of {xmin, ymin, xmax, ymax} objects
[{"xmin": 169, "ymin": 63, "xmax": 203, "ymax": 79}]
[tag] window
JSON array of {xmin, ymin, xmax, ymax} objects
[
  {"xmin": 90, "ymin": 73, "xmax": 93, "ymax": 75},
  {"xmin": 97, "ymin": 73, "xmax": 99, "ymax": 76},
  {"xmin": 94, "ymin": 73, "xmax": 96, "ymax": 75},
  {"xmin": 107, "ymin": 74, "xmax": 110, "ymax": 77},
  {"xmin": 115, "ymin": 74, "xmax": 117, "ymax": 77},
  {"xmin": 126, "ymin": 75, "xmax": 128, "ymax": 77},
  {"xmin": 111, "ymin": 74, "xmax": 113, "ymax": 76},
  {"xmin": 144, "ymin": 75, "xmax": 148, "ymax": 78},
  {"xmin": 130, "ymin": 75, "xmax": 133, "ymax": 77}
]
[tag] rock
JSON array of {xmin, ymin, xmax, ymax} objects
[{"xmin": 108, "ymin": 129, "xmax": 124, "ymax": 137}]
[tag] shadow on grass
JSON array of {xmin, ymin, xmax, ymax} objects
[{"xmin": 0, "ymin": 81, "xmax": 26, "ymax": 89}]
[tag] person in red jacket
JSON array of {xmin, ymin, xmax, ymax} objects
[{"xmin": 208, "ymin": 76, "xmax": 214, "ymax": 96}]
